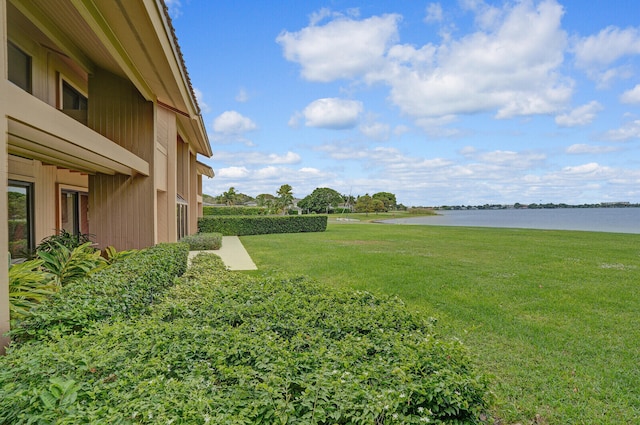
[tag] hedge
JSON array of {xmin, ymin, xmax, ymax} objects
[
  {"xmin": 203, "ymin": 206, "xmax": 267, "ymax": 216},
  {"xmin": 9, "ymin": 243, "xmax": 189, "ymax": 343},
  {"xmin": 0, "ymin": 253, "xmax": 491, "ymax": 424},
  {"xmin": 198, "ymin": 215, "xmax": 328, "ymax": 236},
  {"xmin": 179, "ymin": 232, "xmax": 223, "ymax": 250}
]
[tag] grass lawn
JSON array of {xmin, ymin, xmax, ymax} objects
[{"xmin": 240, "ymin": 222, "xmax": 640, "ymax": 424}]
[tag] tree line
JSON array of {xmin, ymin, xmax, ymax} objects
[{"xmin": 204, "ymin": 186, "xmax": 402, "ymax": 215}]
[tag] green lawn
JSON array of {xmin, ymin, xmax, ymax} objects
[{"xmin": 240, "ymin": 222, "xmax": 640, "ymax": 424}]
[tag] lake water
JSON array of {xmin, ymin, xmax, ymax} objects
[{"xmin": 382, "ymin": 208, "xmax": 640, "ymax": 234}]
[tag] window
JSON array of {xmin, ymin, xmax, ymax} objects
[
  {"xmin": 8, "ymin": 42, "xmax": 32, "ymax": 93},
  {"xmin": 60, "ymin": 190, "xmax": 89, "ymax": 236},
  {"xmin": 62, "ymin": 81, "xmax": 87, "ymax": 110},
  {"xmin": 177, "ymin": 195, "xmax": 188, "ymax": 240},
  {"xmin": 8, "ymin": 181, "xmax": 34, "ymax": 260}
]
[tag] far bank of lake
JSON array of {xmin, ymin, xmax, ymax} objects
[{"xmin": 382, "ymin": 207, "xmax": 640, "ymax": 234}]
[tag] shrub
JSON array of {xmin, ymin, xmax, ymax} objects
[
  {"xmin": 9, "ymin": 243, "xmax": 189, "ymax": 343},
  {"xmin": 0, "ymin": 253, "xmax": 490, "ymax": 424},
  {"xmin": 203, "ymin": 206, "xmax": 267, "ymax": 216},
  {"xmin": 198, "ymin": 215, "xmax": 328, "ymax": 236},
  {"xmin": 180, "ymin": 232, "xmax": 223, "ymax": 250},
  {"xmin": 8, "ymin": 260, "xmax": 56, "ymax": 320},
  {"xmin": 36, "ymin": 229, "xmax": 94, "ymax": 253},
  {"xmin": 37, "ymin": 242, "xmax": 107, "ymax": 287}
]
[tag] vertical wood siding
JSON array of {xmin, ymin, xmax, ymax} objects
[
  {"xmin": 189, "ymin": 152, "xmax": 198, "ymax": 234},
  {"xmin": 87, "ymin": 68, "xmax": 155, "ymax": 250}
]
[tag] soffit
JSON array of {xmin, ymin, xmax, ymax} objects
[
  {"xmin": 9, "ymin": 0, "xmax": 211, "ymax": 157},
  {"xmin": 8, "ymin": 1, "xmax": 120, "ymax": 77}
]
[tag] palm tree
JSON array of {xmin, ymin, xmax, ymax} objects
[
  {"xmin": 276, "ymin": 184, "xmax": 294, "ymax": 215},
  {"xmin": 221, "ymin": 187, "xmax": 237, "ymax": 206}
]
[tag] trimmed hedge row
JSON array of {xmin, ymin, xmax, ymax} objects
[
  {"xmin": 9, "ymin": 243, "xmax": 189, "ymax": 343},
  {"xmin": 0, "ymin": 253, "xmax": 491, "ymax": 424},
  {"xmin": 198, "ymin": 215, "xmax": 328, "ymax": 236},
  {"xmin": 203, "ymin": 206, "xmax": 267, "ymax": 216},
  {"xmin": 180, "ymin": 232, "xmax": 223, "ymax": 250}
]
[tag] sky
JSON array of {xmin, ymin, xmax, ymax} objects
[{"xmin": 167, "ymin": 0, "xmax": 640, "ymax": 206}]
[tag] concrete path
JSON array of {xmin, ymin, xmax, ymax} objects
[{"xmin": 188, "ymin": 236, "xmax": 257, "ymax": 270}]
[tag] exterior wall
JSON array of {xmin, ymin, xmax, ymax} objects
[
  {"xmin": 7, "ymin": 156, "xmax": 88, "ymax": 245},
  {"xmin": 189, "ymin": 152, "xmax": 198, "ymax": 234},
  {"xmin": 1, "ymin": 0, "xmax": 9, "ymax": 354},
  {"xmin": 2, "ymin": 1, "xmax": 212, "ymax": 351},
  {"xmin": 155, "ymin": 106, "xmax": 177, "ymax": 243},
  {"xmin": 87, "ymin": 68, "xmax": 155, "ymax": 250}
]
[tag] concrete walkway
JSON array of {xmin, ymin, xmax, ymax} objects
[{"xmin": 188, "ymin": 236, "xmax": 257, "ymax": 270}]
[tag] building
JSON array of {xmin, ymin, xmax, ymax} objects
[{"xmin": 1, "ymin": 0, "xmax": 214, "ymax": 351}]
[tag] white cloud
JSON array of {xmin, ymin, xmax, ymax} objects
[
  {"xmin": 377, "ymin": 0, "xmax": 571, "ymax": 120},
  {"xmin": 302, "ymin": 98, "xmax": 363, "ymax": 129},
  {"xmin": 193, "ymin": 87, "xmax": 210, "ymax": 113},
  {"xmin": 211, "ymin": 111, "xmax": 257, "ymax": 145},
  {"xmin": 276, "ymin": 13, "xmax": 400, "ymax": 82},
  {"xmin": 280, "ymin": 1, "xmax": 572, "ymax": 134},
  {"xmin": 620, "ymin": 84, "xmax": 640, "ymax": 104},
  {"xmin": 359, "ymin": 121, "xmax": 390, "ymax": 141},
  {"xmin": 215, "ymin": 151, "xmax": 301, "ymax": 165},
  {"xmin": 602, "ymin": 120, "xmax": 640, "ymax": 142},
  {"xmin": 555, "ymin": 101, "xmax": 603, "ymax": 127},
  {"xmin": 424, "ymin": 3, "xmax": 443, "ymax": 24},
  {"xmin": 573, "ymin": 26, "xmax": 640, "ymax": 69},
  {"xmin": 566, "ymin": 144, "xmax": 619, "ymax": 154},
  {"xmin": 235, "ymin": 87, "xmax": 249, "ymax": 103},
  {"xmin": 573, "ymin": 26, "xmax": 640, "ymax": 85},
  {"xmin": 562, "ymin": 162, "xmax": 605, "ymax": 175},
  {"xmin": 164, "ymin": 0, "xmax": 182, "ymax": 19},
  {"xmin": 217, "ymin": 166, "xmax": 249, "ymax": 178}
]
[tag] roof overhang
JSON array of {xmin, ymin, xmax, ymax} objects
[
  {"xmin": 9, "ymin": 0, "xmax": 212, "ymax": 157},
  {"xmin": 3, "ymin": 81, "xmax": 149, "ymax": 176},
  {"xmin": 196, "ymin": 160, "xmax": 214, "ymax": 178}
]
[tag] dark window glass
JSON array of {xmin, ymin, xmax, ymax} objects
[
  {"xmin": 61, "ymin": 190, "xmax": 89, "ymax": 236},
  {"xmin": 62, "ymin": 81, "xmax": 87, "ymax": 110},
  {"xmin": 8, "ymin": 42, "xmax": 32, "ymax": 93}
]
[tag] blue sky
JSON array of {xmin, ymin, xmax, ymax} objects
[{"xmin": 167, "ymin": 0, "xmax": 640, "ymax": 206}]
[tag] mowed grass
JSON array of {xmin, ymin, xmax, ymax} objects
[{"xmin": 240, "ymin": 222, "xmax": 640, "ymax": 424}]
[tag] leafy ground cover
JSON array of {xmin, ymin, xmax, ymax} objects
[
  {"xmin": 0, "ymin": 252, "xmax": 490, "ymax": 424},
  {"xmin": 240, "ymin": 223, "xmax": 640, "ymax": 424}
]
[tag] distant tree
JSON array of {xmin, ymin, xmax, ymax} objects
[
  {"xmin": 256, "ymin": 193, "xmax": 276, "ymax": 207},
  {"xmin": 234, "ymin": 192, "xmax": 255, "ymax": 205},
  {"xmin": 342, "ymin": 194, "xmax": 356, "ymax": 209},
  {"xmin": 355, "ymin": 194, "xmax": 375, "ymax": 215},
  {"xmin": 202, "ymin": 193, "xmax": 216, "ymax": 205},
  {"xmin": 372, "ymin": 199, "xmax": 386, "ymax": 213},
  {"xmin": 299, "ymin": 187, "xmax": 343, "ymax": 214},
  {"xmin": 221, "ymin": 187, "xmax": 238, "ymax": 206},
  {"xmin": 372, "ymin": 192, "xmax": 397, "ymax": 212},
  {"xmin": 276, "ymin": 184, "xmax": 294, "ymax": 215}
]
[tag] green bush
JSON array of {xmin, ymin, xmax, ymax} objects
[
  {"xmin": 180, "ymin": 232, "xmax": 223, "ymax": 250},
  {"xmin": 0, "ymin": 253, "xmax": 491, "ymax": 424},
  {"xmin": 37, "ymin": 242, "xmax": 107, "ymax": 287},
  {"xmin": 203, "ymin": 206, "xmax": 267, "ymax": 216},
  {"xmin": 198, "ymin": 215, "xmax": 328, "ymax": 236},
  {"xmin": 8, "ymin": 260, "xmax": 56, "ymax": 320},
  {"xmin": 9, "ymin": 243, "xmax": 188, "ymax": 343}
]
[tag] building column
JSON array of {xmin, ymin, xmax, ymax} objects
[{"xmin": 1, "ymin": 0, "xmax": 11, "ymax": 354}]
